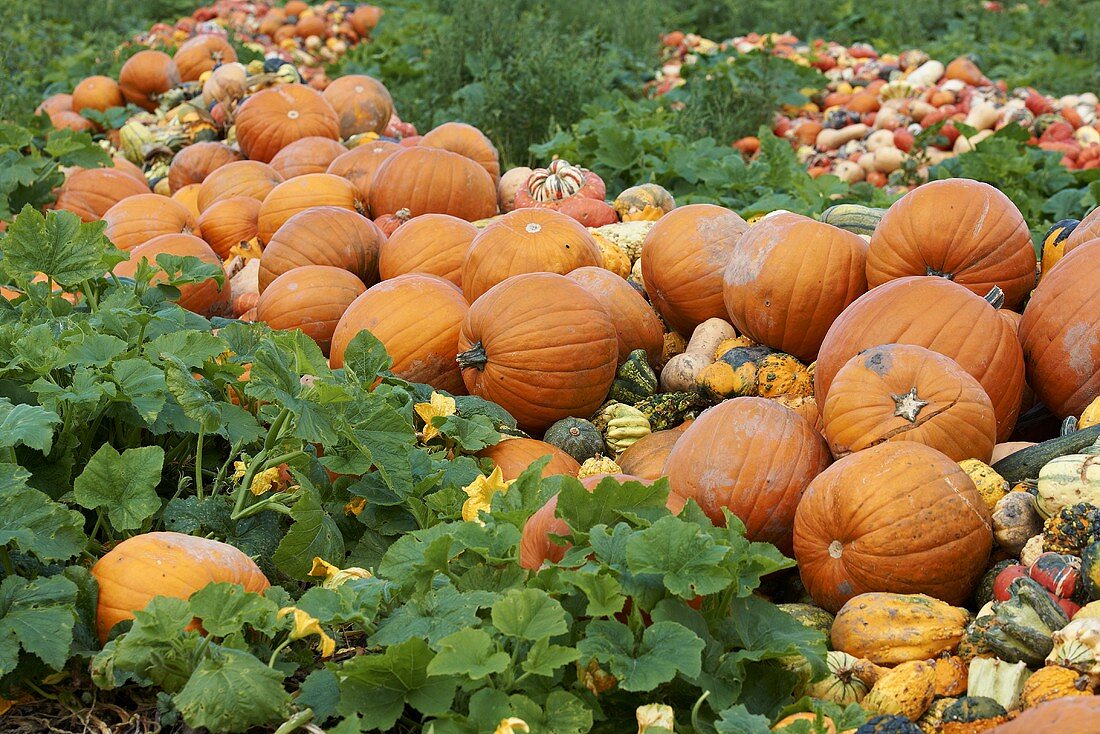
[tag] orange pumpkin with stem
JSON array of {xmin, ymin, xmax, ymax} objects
[
  {"xmin": 196, "ymin": 160, "xmax": 283, "ymax": 213},
  {"xmin": 255, "ymin": 266, "xmax": 366, "ymax": 355},
  {"xmin": 102, "ymin": 194, "xmax": 199, "ymax": 252},
  {"xmin": 269, "ymin": 136, "xmax": 347, "ymax": 180},
  {"xmin": 256, "ymin": 173, "xmax": 361, "ymax": 245},
  {"xmin": 420, "ymin": 122, "xmax": 501, "ymax": 181},
  {"xmin": 118, "ymin": 51, "xmax": 180, "ymax": 111},
  {"xmin": 168, "ymin": 142, "xmax": 242, "ymax": 193},
  {"xmin": 173, "ymin": 33, "xmax": 237, "ymax": 82},
  {"xmin": 72, "ymin": 75, "xmax": 124, "ymax": 113},
  {"xmin": 197, "ymin": 197, "xmax": 261, "ymax": 259},
  {"xmin": 326, "ymin": 140, "xmax": 401, "ymax": 204},
  {"xmin": 55, "ymin": 168, "xmax": 151, "ymax": 222},
  {"xmin": 235, "ymin": 85, "xmax": 340, "ymax": 163},
  {"xmin": 378, "ymin": 213, "xmax": 477, "ymax": 287},
  {"xmin": 479, "ymin": 438, "xmax": 580, "ymax": 482},
  {"xmin": 566, "ymin": 266, "xmax": 664, "ymax": 366},
  {"xmin": 369, "ymin": 146, "xmax": 497, "ymax": 222},
  {"xmin": 321, "ymin": 74, "xmax": 394, "ymax": 138},
  {"xmin": 259, "ymin": 206, "xmax": 383, "ymax": 292},
  {"xmin": 113, "ymin": 234, "xmax": 230, "ymax": 317}
]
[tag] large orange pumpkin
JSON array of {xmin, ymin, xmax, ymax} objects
[
  {"xmin": 461, "ymin": 208, "xmax": 603, "ymax": 301},
  {"xmin": 642, "ymin": 203, "xmax": 749, "ymax": 336},
  {"xmin": 616, "ymin": 424, "xmax": 690, "ymax": 480},
  {"xmin": 420, "ymin": 122, "xmax": 501, "ymax": 181},
  {"xmin": 256, "ymin": 174, "xmax": 361, "ymax": 245},
  {"xmin": 1062, "ymin": 209, "xmax": 1100, "ymax": 255},
  {"xmin": 196, "ymin": 160, "xmax": 283, "ymax": 213},
  {"xmin": 723, "ymin": 212, "xmax": 868, "ymax": 362},
  {"xmin": 102, "ymin": 194, "xmax": 199, "ymax": 251},
  {"xmin": 479, "ymin": 438, "xmax": 581, "ymax": 482},
  {"xmin": 793, "ymin": 441, "xmax": 993, "ymax": 612},
  {"xmin": 369, "ymin": 147, "xmax": 498, "ymax": 221},
  {"xmin": 55, "ymin": 168, "xmax": 151, "ymax": 222},
  {"xmin": 329, "ymin": 273, "xmax": 469, "ymax": 394},
  {"xmin": 255, "ymin": 266, "xmax": 366, "ymax": 354},
  {"xmin": 1018, "ymin": 239, "xmax": 1100, "ymax": 419},
  {"xmin": 822, "ymin": 344, "xmax": 997, "ymax": 462},
  {"xmin": 259, "ymin": 206, "xmax": 383, "ymax": 292},
  {"xmin": 72, "ymin": 75, "xmax": 124, "ymax": 113},
  {"xmin": 91, "ymin": 531, "xmax": 269, "ymax": 643},
  {"xmin": 118, "ymin": 51, "xmax": 180, "ymax": 111},
  {"xmin": 321, "ymin": 74, "xmax": 394, "ymax": 139},
  {"xmin": 269, "ymin": 136, "xmax": 348, "ymax": 180},
  {"xmin": 988, "ymin": 697, "xmax": 1100, "ymax": 733},
  {"xmin": 235, "ymin": 85, "xmax": 340, "ymax": 163},
  {"xmin": 326, "ymin": 140, "xmax": 401, "ymax": 203},
  {"xmin": 815, "ymin": 277, "xmax": 1024, "ymax": 442},
  {"xmin": 378, "ymin": 213, "xmax": 477, "ymax": 287},
  {"xmin": 456, "ymin": 273, "xmax": 618, "ymax": 433},
  {"xmin": 866, "ymin": 179, "xmax": 1037, "ymax": 309},
  {"xmin": 566, "ymin": 266, "xmax": 665, "ymax": 366},
  {"xmin": 197, "ymin": 196, "xmax": 261, "ymax": 259},
  {"xmin": 173, "ymin": 33, "xmax": 237, "ymax": 82},
  {"xmin": 168, "ymin": 142, "xmax": 242, "ymax": 193},
  {"xmin": 113, "ymin": 234, "xmax": 230, "ymax": 317},
  {"xmin": 664, "ymin": 397, "xmax": 830, "ymax": 555}
]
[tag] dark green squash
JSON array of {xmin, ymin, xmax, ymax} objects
[
  {"xmin": 607, "ymin": 349, "xmax": 658, "ymax": 404},
  {"xmin": 992, "ymin": 424, "xmax": 1100, "ymax": 484},
  {"xmin": 1081, "ymin": 541, "xmax": 1100, "ymax": 601},
  {"xmin": 632, "ymin": 391, "xmax": 703, "ymax": 431},
  {"xmin": 941, "ymin": 696, "xmax": 1008, "ymax": 728},
  {"xmin": 543, "ymin": 417, "xmax": 605, "ymax": 463},
  {"xmin": 854, "ymin": 715, "xmax": 921, "ymax": 734},
  {"xmin": 974, "ymin": 558, "xmax": 1020, "ymax": 609}
]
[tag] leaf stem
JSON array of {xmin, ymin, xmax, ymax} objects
[
  {"xmin": 268, "ymin": 636, "xmax": 293, "ymax": 668},
  {"xmin": 194, "ymin": 427, "xmax": 205, "ymax": 500},
  {"xmin": 273, "ymin": 709, "xmax": 314, "ymax": 734}
]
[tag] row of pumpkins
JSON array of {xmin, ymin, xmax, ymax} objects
[{"xmin": 34, "ymin": 49, "xmax": 1100, "ymax": 734}]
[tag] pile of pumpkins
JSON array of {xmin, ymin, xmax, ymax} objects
[
  {"xmin": 653, "ymin": 31, "xmax": 1100, "ymax": 186},
  {"xmin": 29, "ymin": 28, "xmax": 1100, "ymax": 734}
]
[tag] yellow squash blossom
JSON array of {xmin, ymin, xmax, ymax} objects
[
  {"xmin": 344, "ymin": 497, "xmax": 366, "ymax": 516},
  {"xmin": 277, "ymin": 607, "xmax": 336, "ymax": 658},
  {"xmin": 636, "ymin": 704, "xmax": 674, "ymax": 733},
  {"xmin": 461, "ymin": 466, "xmax": 513, "ymax": 524},
  {"xmin": 414, "ymin": 392, "xmax": 457, "ymax": 442},
  {"xmin": 493, "ymin": 718, "xmax": 529, "ymax": 734},
  {"xmin": 249, "ymin": 466, "xmax": 283, "ymax": 496},
  {"xmin": 309, "ymin": 557, "xmax": 372, "ymax": 589}
]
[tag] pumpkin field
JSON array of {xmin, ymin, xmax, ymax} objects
[{"xmin": 3, "ymin": 0, "xmax": 1100, "ymax": 732}]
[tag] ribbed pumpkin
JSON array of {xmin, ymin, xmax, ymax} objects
[
  {"xmin": 378, "ymin": 213, "xmax": 477, "ymax": 287},
  {"xmin": 793, "ymin": 441, "xmax": 993, "ymax": 613},
  {"xmin": 1018, "ymin": 239, "xmax": 1100, "ymax": 419},
  {"xmin": 815, "ymin": 277, "xmax": 1025, "ymax": 442},
  {"xmin": 329, "ymin": 273, "xmax": 468, "ymax": 394},
  {"xmin": 55, "ymin": 168, "xmax": 151, "ymax": 222},
  {"xmin": 479, "ymin": 438, "xmax": 581, "ymax": 482},
  {"xmin": 866, "ymin": 179, "xmax": 1037, "ymax": 309},
  {"xmin": 102, "ymin": 194, "xmax": 198, "ymax": 251},
  {"xmin": 420, "ymin": 122, "xmax": 501, "ymax": 181},
  {"xmin": 168, "ymin": 142, "xmax": 243, "ymax": 194},
  {"xmin": 566, "ymin": 266, "xmax": 665, "ymax": 366},
  {"xmin": 461, "ymin": 208, "xmax": 603, "ymax": 301},
  {"xmin": 197, "ymin": 196, "xmax": 261, "ymax": 258},
  {"xmin": 113, "ymin": 234, "xmax": 230, "ymax": 317},
  {"xmin": 823, "ymin": 344, "xmax": 998, "ymax": 463},
  {"xmin": 269, "ymin": 136, "xmax": 348, "ymax": 180},
  {"xmin": 235, "ymin": 85, "xmax": 340, "ymax": 163},
  {"xmin": 616, "ymin": 425, "xmax": 689, "ymax": 480},
  {"xmin": 723, "ymin": 212, "xmax": 868, "ymax": 362},
  {"xmin": 171, "ymin": 184, "xmax": 203, "ymax": 222},
  {"xmin": 255, "ymin": 266, "xmax": 366, "ymax": 355},
  {"xmin": 1058, "ymin": 207, "xmax": 1100, "ymax": 256},
  {"xmin": 642, "ymin": 203, "xmax": 749, "ymax": 336},
  {"xmin": 321, "ymin": 74, "xmax": 394, "ymax": 139},
  {"xmin": 456, "ymin": 273, "xmax": 617, "ymax": 433},
  {"xmin": 72, "ymin": 75, "xmax": 123, "ymax": 113},
  {"xmin": 91, "ymin": 531, "xmax": 269, "ymax": 643},
  {"xmin": 259, "ymin": 206, "xmax": 382, "ymax": 292},
  {"xmin": 664, "ymin": 397, "xmax": 831, "ymax": 555},
  {"xmin": 326, "ymin": 140, "xmax": 401, "ymax": 204},
  {"xmin": 369, "ymin": 147, "xmax": 498, "ymax": 222},
  {"xmin": 986, "ymin": 693, "xmax": 1100, "ymax": 732},
  {"xmin": 118, "ymin": 50, "xmax": 180, "ymax": 111},
  {"xmin": 173, "ymin": 33, "xmax": 237, "ymax": 82},
  {"xmin": 256, "ymin": 174, "xmax": 361, "ymax": 245},
  {"xmin": 196, "ymin": 160, "xmax": 283, "ymax": 213}
]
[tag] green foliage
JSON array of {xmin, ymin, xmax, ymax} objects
[{"xmin": 0, "ymin": 126, "xmax": 110, "ymax": 219}]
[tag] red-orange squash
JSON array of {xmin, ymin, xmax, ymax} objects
[
  {"xmin": 118, "ymin": 51, "xmax": 180, "ymax": 111},
  {"xmin": 793, "ymin": 441, "xmax": 993, "ymax": 612},
  {"xmin": 256, "ymin": 174, "xmax": 361, "ymax": 245},
  {"xmin": 173, "ymin": 33, "xmax": 237, "ymax": 82},
  {"xmin": 259, "ymin": 206, "xmax": 383, "ymax": 292},
  {"xmin": 566, "ymin": 266, "xmax": 665, "ymax": 366},
  {"xmin": 255, "ymin": 266, "xmax": 366, "ymax": 355},
  {"xmin": 326, "ymin": 140, "xmax": 401, "ymax": 203},
  {"xmin": 723, "ymin": 212, "xmax": 868, "ymax": 362},
  {"xmin": 269, "ymin": 136, "xmax": 348, "ymax": 180},
  {"xmin": 329, "ymin": 273, "xmax": 469, "ymax": 394},
  {"xmin": 419, "ymin": 122, "xmax": 501, "ymax": 181},
  {"xmin": 71, "ymin": 75, "xmax": 124, "ymax": 113},
  {"xmin": 461, "ymin": 208, "xmax": 603, "ymax": 301},
  {"xmin": 866, "ymin": 179, "xmax": 1038, "ymax": 309},
  {"xmin": 664, "ymin": 397, "xmax": 831, "ymax": 555},
  {"xmin": 377, "ymin": 213, "xmax": 477, "ymax": 287},
  {"xmin": 369, "ymin": 147, "xmax": 497, "ymax": 221},
  {"xmin": 168, "ymin": 142, "xmax": 242, "ymax": 193},
  {"xmin": 642, "ymin": 203, "xmax": 749, "ymax": 336},
  {"xmin": 197, "ymin": 196, "xmax": 261, "ymax": 259},
  {"xmin": 456, "ymin": 273, "xmax": 618, "ymax": 433},
  {"xmin": 235, "ymin": 85, "xmax": 340, "ymax": 163},
  {"xmin": 91, "ymin": 531, "xmax": 269, "ymax": 643},
  {"xmin": 55, "ymin": 168, "xmax": 151, "ymax": 222},
  {"xmin": 113, "ymin": 234, "xmax": 230, "ymax": 317},
  {"xmin": 479, "ymin": 438, "xmax": 581, "ymax": 482},
  {"xmin": 321, "ymin": 74, "xmax": 394, "ymax": 139},
  {"xmin": 196, "ymin": 160, "xmax": 283, "ymax": 213},
  {"xmin": 102, "ymin": 194, "xmax": 199, "ymax": 251}
]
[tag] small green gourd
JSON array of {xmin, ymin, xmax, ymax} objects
[
  {"xmin": 607, "ymin": 349, "xmax": 658, "ymax": 404},
  {"xmin": 543, "ymin": 417, "xmax": 605, "ymax": 463}
]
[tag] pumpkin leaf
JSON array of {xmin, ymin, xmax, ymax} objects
[
  {"xmin": 562, "ymin": 569, "xmax": 626, "ymax": 617},
  {"xmin": 576, "ymin": 619, "xmax": 704, "ymax": 691},
  {"xmin": 425, "ymin": 628, "xmax": 510, "ymax": 680},
  {"xmin": 713, "ymin": 705, "xmax": 772, "ymax": 734},
  {"xmin": 0, "ymin": 573, "xmax": 79, "ymax": 676},
  {"xmin": 0, "ymin": 463, "xmax": 86, "ymax": 561},
  {"xmin": 371, "ymin": 584, "xmax": 496, "ymax": 647},
  {"xmin": 73, "ymin": 444, "xmax": 164, "ymax": 531},
  {"xmin": 296, "ymin": 580, "xmax": 389, "ymax": 629},
  {"xmin": 110, "ymin": 358, "xmax": 167, "ymax": 423},
  {"xmin": 162, "ymin": 354, "xmax": 222, "ymax": 434},
  {"xmin": 173, "ymin": 646, "xmax": 290, "ymax": 733},
  {"xmin": 339, "ymin": 329, "xmax": 392, "ymax": 386},
  {"xmin": 91, "ymin": 597, "xmax": 204, "ymax": 692},
  {"xmin": 273, "ymin": 476, "xmax": 345, "ymax": 580},
  {"xmin": 626, "ymin": 515, "xmax": 733, "ymax": 598},
  {"xmin": 556, "ymin": 476, "xmax": 669, "ymax": 534},
  {"xmin": 521, "ymin": 638, "xmax": 580, "ymax": 678},
  {"xmin": 491, "ymin": 588, "xmax": 569, "ymax": 641},
  {"xmin": 0, "ymin": 397, "xmax": 60, "ymax": 454},
  {"xmin": 434, "ymin": 413, "xmax": 499, "ymax": 453},
  {"xmin": 3, "ymin": 206, "xmax": 120, "ymax": 287},
  {"xmin": 189, "ymin": 583, "xmax": 281, "ymax": 638}
]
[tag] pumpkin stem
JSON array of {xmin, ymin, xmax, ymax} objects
[
  {"xmin": 892, "ymin": 387, "xmax": 929, "ymax": 422},
  {"xmin": 983, "ymin": 286, "xmax": 1005, "ymax": 309},
  {"xmin": 456, "ymin": 341, "xmax": 488, "ymax": 370},
  {"xmin": 1060, "ymin": 416, "xmax": 1079, "ymax": 437},
  {"xmin": 925, "ymin": 266, "xmax": 955, "ymax": 280}
]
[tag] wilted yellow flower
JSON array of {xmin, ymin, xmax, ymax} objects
[
  {"xmin": 309, "ymin": 557, "xmax": 372, "ymax": 589},
  {"xmin": 493, "ymin": 718, "xmax": 529, "ymax": 734},
  {"xmin": 414, "ymin": 392, "xmax": 457, "ymax": 442},
  {"xmin": 249, "ymin": 466, "xmax": 282, "ymax": 496},
  {"xmin": 231, "ymin": 461, "xmax": 248, "ymax": 481},
  {"xmin": 344, "ymin": 497, "xmax": 366, "ymax": 516},
  {"xmin": 277, "ymin": 607, "xmax": 336, "ymax": 658},
  {"xmin": 636, "ymin": 703, "xmax": 674, "ymax": 733},
  {"xmin": 461, "ymin": 466, "xmax": 513, "ymax": 524},
  {"xmin": 229, "ymin": 237, "xmax": 263, "ymax": 261}
]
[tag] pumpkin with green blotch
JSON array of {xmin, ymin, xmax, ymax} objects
[
  {"xmin": 777, "ymin": 603, "xmax": 835, "ymax": 644},
  {"xmin": 607, "ymin": 349, "xmax": 658, "ymax": 404},
  {"xmin": 612, "ymin": 183, "xmax": 675, "ymax": 222},
  {"xmin": 543, "ymin": 417, "xmax": 606, "ymax": 463},
  {"xmin": 940, "ymin": 697, "xmax": 1008, "ymax": 734},
  {"xmin": 697, "ymin": 345, "xmax": 812, "ymax": 402}
]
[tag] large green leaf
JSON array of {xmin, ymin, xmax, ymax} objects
[
  {"xmin": 173, "ymin": 647, "xmax": 290, "ymax": 733},
  {"xmin": 0, "ymin": 463, "xmax": 86, "ymax": 561},
  {"xmin": 73, "ymin": 444, "xmax": 163, "ymax": 531},
  {"xmin": 0, "ymin": 573, "xmax": 79, "ymax": 675}
]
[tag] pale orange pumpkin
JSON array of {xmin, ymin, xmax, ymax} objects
[
  {"xmin": 566, "ymin": 266, "xmax": 665, "ymax": 366},
  {"xmin": 256, "ymin": 174, "xmax": 361, "ymax": 245},
  {"xmin": 168, "ymin": 142, "xmax": 242, "ymax": 194},
  {"xmin": 255, "ymin": 266, "xmax": 366, "ymax": 354},
  {"xmin": 197, "ymin": 196, "xmax": 262, "ymax": 259},
  {"xmin": 102, "ymin": 194, "xmax": 199, "ymax": 251},
  {"xmin": 326, "ymin": 140, "xmax": 401, "ymax": 204},
  {"xmin": 118, "ymin": 51, "xmax": 181, "ymax": 111},
  {"xmin": 113, "ymin": 234, "xmax": 230, "ymax": 317},
  {"xmin": 173, "ymin": 33, "xmax": 238, "ymax": 82},
  {"xmin": 196, "ymin": 160, "xmax": 283, "ymax": 213},
  {"xmin": 72, "ymin": 75, "xmax": 124, "ymax": 114},
  {"xmin": 377, "ymin": 213, "xmax": 477, "ymax": 287},
  {"xmin": 259, "ymin": 206, "xmax": 383, "ymax": 292},
  {"xmin": 171, "ymin": 184, "xmax": 203, "ymax": 222},
  {"xmin": 269, "ymin": 136, "xmax": 348, "ymax": 179},
  {"xmin": 369, "ymin": 147, "xmax": 498, "ymax": 221},
  {"xmin": 419, "ymin": 122, "xmax": 501, "ymax": 181},
  {"xmin": 55, "ymin": 168, "xmax": 151, "ymax": 222},
  {"xmin": 321, "ymin": 74, "xmax": 394, "ymax": 138},
  {"xmin": 235, "ymin": 85, "xmax": 340, "ymax": 163}
]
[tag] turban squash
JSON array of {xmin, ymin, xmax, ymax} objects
[
  {"xmin": 259, "ymin": 206, "xmax": 382, "ymax": 293},
  {"xmin": 255, "ymin": 265, "xmax": 366, "ymax": 355},
  {"xmin": 378, "ymin": 213, "xmax": 477, "ymax": 288}
]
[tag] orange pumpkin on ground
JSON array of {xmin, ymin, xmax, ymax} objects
[
  {"xmin": 102, "ymin": 194, "xmax": 199, "ymax": 251},
  {"xmin": 197, "ymin": 196, "xmax": 262, "ymax": 259},
  {"xmin": 72, "ymin": 75, "xmax": 124, "ymax": 114},
  {"xmin": 866, "ymin": 179, "xmax": 1038, "ymax": 309},
  {"xmin": 36, "ymin": 93, "xmax": 72, "ymax": 117},
  {"xmin": 259, "ymin": 206, "xmax": 383, "ymax": 292},
  {"xmin": 168, "ymin": 142, "xmax": 243, "ymax": 193},
  {"xmin": 617, "ymin": 426, "xmax": 689, "ymax": 480},
  {"xmin": 269, "ymin": 136, "xmax": 348, "ymax": 180},
  {"xmin": 329, "ymin": 273, "xmax": 469, "ymax": 394},
  {"xmin": 823, "ymin": 344, "xmax": 998, "ymax": 463},
  {"xmin": 664, "ymin": 397, "xmax": 831, "ymax": 555},
  {"xmin": 55, "ymin": 168, "xmax": 151, "ymax": 222},
  {"xmin": 91, "ymin": 531, "xmax": 269, "ymax": 643},
  {"xmin": 814, "ymin": 276, "xmax": 1025, "ymax": 442},
  {"xmin": 196, "ymin": 160, "xmax": 283, "ymax": 213},
  {"xmin": 171, "ymin": 184, "xmax": 203, "ymax": 222},
  {"xmin": 461, "ymin": 208, "xmax": 603, "ymax": 301},
  {"xmin": 173, "ymin": 33, "xmax": 237, "ymax": 82},
  {"xmin": 479, "ymin": 438, "xmax": 581, "ymax": 482},
  {"xmin": 255, "ymin": 266, "xmax": 366, "ymax": 354},
  {"xmin": 378, "ymin": 213, "xmax": 477, "ymax": 287},
  {"xmin": 419, "ymin": 122, "xmax": 501, "ymax": 181},
  {"xmin": 326, "ymin": 140, "xmax": 401, "ymax": 204},
  {"xmin": 793, "ymin": 441, "xmax": 993, "ymax": 613},
  {"xmin": 321, "ymin": 74, "xmax": 394, "ymax": 138},
  {"xmin": 256, "ymin": 174, "xmax": 361, "ymax": 245},
  {"xmin": 723, "ymin": 212, "xmax": 868, "ymax": 362},
  {"xmin": 642, "ymin": 203, "xmax": 749, "ymax": 336},
  {"xmin": 566, "ymin": 266, "xmax": 665, "ymax": 366},
  {"xmin": 235, "ymin": 85, "xmax": 340, "ymax": 163},
  {"xmin": 118, "ymin": 51, "xmax": 180, "ymax": 111},
  {"xmin": 114, "ymin": 234, "xmax": 230, "ymax": 317},
  {"xmin": 48, "ymin": 110, "xmax": 94, "ymax": 132},
  {"xmin": 369, "ymin": 146, "xmax": 498, "ymax": 222}
]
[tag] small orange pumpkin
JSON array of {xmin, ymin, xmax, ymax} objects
[
  {"xmin": 55, "ymin": 168, "xmax": 152, "ymax": 222},
  {"xmin": 566, "ymin": 266, "xmax": 665, "ymax": 366},
  {"xmin": 326, "ymin": 140, "xmax": 401, "ymax": 204},
  {"xmin": 173, "ymin": 34, "xmax": 238, "ymax": 82},
  {"xmin": 196, "ymin": 160, "xmax": 283, "ymax": 213},
  {"xmin": 113, "ymin": 234, "xmax": 230, "ymax": 317},
  {"xmin": 269, "ymin": 136, "xmax": 348, "ymax": 180},
  {"xmin": 419, "ymin": 122, "xmax": 500, "ymax": 181},
  {"xmin": 72, "ymin": 75, "xmax": 124, "ymax": 114},
  {"xmin": 369, "ymin": 146, "xmax": 498, "ymax": 222},
  {"xmin": 255, "ymin": 266, "xmax": 367, "ymax": 354},
  {"xmin": 480, "ymin": 438, "xmax": 581, "ymax": 483},
  {"xmin": 118, "ymin": 50, "xmax": 181, "ymax": 111},
  {"xmin": 256, "ymin": 173, "xmax": 361, "ymax": 245},
  {"xmin": 168, "ymin": 142, "xmax": 243, "ymax": 194},
  {"xmin": 321, "ymin": 74, "xmax": 394, "ymax": 139},
  {"xmin": 378, "ymin": 213, "xmax": 477, "ymax": 287},
  {"xmin": 197, "ymin": 196, "xmax": 262, "ymax": 259},
  {"xmin": 102, "ymin": 194, "xmax": 199, "ymax": 251}
]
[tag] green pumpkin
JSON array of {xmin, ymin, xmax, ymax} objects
[
  {"xmin": 1082, "ymin": 541, "xmax": 1100, "ymax": 600},
  {"xmin": 941, "ymin": 696, "xmax": 1008, "ymax": 727},
  {"xmin": 973, "ymin": 558, "xmax": 1020, "ymax": 609},
  {"xmin": 607, "ymin": 349, "xmax": 658, "ymax": 404},
  {"xmin": 777, "ymin": 603, "xmax": 835, "ymax": 645},
  {"xmin": 543, "ymin": 417, "xmax": 605, "ymax": 463}
]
